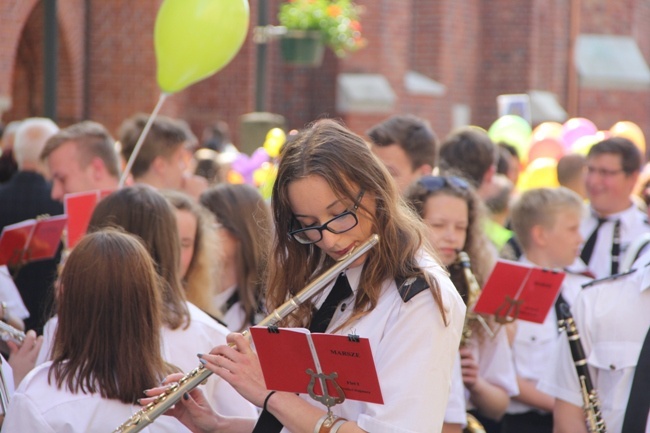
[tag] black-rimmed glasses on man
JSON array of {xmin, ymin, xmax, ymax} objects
[{"xmin": 289, "ymin": 191, "xmax": 365, "ymax": 245}]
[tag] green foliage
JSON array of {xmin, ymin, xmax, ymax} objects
[{"xmin": 278, "ymin": 0, "xmax": 366, "ymax": 57}]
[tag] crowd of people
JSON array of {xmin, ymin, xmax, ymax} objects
[{"xmin": 0, "ymin": 111, "xmax": 648, "ymax": 433}]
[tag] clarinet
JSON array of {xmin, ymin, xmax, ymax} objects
[{"xmin": 557, "ymin": 303, "xmax": 607, "ymax": 433}]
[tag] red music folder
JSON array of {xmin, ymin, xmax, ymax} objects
[
  {"xmin": 472, "ymin": 259, "xmax": 565, "ymax": 324},
  {"xmin": 250, "ymin": 326, "xmax": 384, "ymax": 404},
  {"xmin": 0, "ymin": 215, "xmax": 67, "ymax": 266},
  {"xmin": 64, "ymin": 189, "xmax": 113, "ymax": 248}
]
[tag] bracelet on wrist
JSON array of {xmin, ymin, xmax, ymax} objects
[
  {"xmin": 263, "ymin": 390, "xmax": 276, "ymax": 412},
  {"xmin": 314, "ymin": 414, "xmax": 347, "ymax": 433}
]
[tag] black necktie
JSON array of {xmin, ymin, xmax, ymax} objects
[
  {"xmin": 580, "ymin": 217, "xmax": 607, "ymax": 266},
  {"xmin": 309, "ymin": 272, "xmax": 353, "ymax": 333},
  {"xmin": 251, "ymin": 272, "xmax": 353, "ymax": 433},
  {"xmin": 621, "ymin": 324, "xmax": 650, "ymax": 433}
]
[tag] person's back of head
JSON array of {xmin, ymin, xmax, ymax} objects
[
  {"xmin": 119, "ymin": 113, "xmax": 196, "ymax": 180},
  {"xmin": 13, "ymin": 117, "xmax": 59, "ymax": 171},
  {"xmin": 557, "ymin": 154, "xmax": 587, "ymax": 199},
  {"xmin": 484, "ymin": 174, "xmax": 514, "ymax": 217},
  {"xmin": 367, "ymin": 114, "xmax": 438, "ymax": 169},
  {"xmin": 88, "ymin": 185, "xmax": 189, "ymax": 330},
  {"xmin": 201, "ymin": 120, "xmax": 231, "ymax": 152},
  {"xmin": 439, "ymin": 128, "xmax": 497, "ymax": 188},
  {"xmin": 367, "ymin": 114, "xmax": 438, "ymax": 193},
  {"xmin": 50, "ymin": 229, "xmax": 168, "ymax": 403}
]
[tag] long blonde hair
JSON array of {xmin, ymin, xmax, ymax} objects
[{"xmin": 267, "ymin": 120, "xmax": 447, "ymax": 328}]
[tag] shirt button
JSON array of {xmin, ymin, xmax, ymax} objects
[
  {"xmin": 609, "ymin": 364, "xmax": 616, "ymax": 370},
  {"xmin": 340, "ymin": 303, "xmax": 347, "ymax": 312}
]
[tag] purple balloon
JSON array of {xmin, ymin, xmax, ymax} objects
[
  {"xmin": 230, "ymin": 148, "xmax": 270, "ymax": 184},
  {"xmin": 561, "ymin": 118, "xmax": 598, "ymax": 148}
]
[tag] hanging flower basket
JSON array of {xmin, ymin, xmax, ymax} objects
[{"xmin": 280, "ymin": 30, "xmax": 325, "ymax": 67}]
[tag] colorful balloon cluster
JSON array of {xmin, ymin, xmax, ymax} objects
[
  {"xmin": 487, "ymin": 115, "xmax": 646, "ymax": 191},
  {"xmin": 228, "ymin": 128, "xmax": 286, "ymax": 199}
]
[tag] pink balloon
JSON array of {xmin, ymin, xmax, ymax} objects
[
  {"xmin": 528, "ymin": 138, "xmax": 565, "ymax": 163},
  {"xmin": 561, "ymin": 118, "xmax": 598, "ymax": 149}
]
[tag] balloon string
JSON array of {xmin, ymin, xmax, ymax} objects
[{"xmin": 118, "ymin": 93, "xmax": 169, "ymax": 188}]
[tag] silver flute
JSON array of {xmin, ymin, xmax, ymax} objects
[
  {"xmin": 111, "ymin": 234, "xmax": 380, "ymax": 433},
  {"xmin": 0, "ymin": 320, "xmax": 26, "ymax": 345}
]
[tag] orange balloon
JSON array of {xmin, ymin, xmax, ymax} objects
[
  {"xmin": 610, "ymin": 121, "xmax": 646, "ymax": 155},
  {"xmin": 528, "ymin": 138, "xmax": 565, "ymax": 163}
]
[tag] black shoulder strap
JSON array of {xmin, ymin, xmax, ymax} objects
[
  {"xmin": 581, "ymin": 268, "xmax": 637, "ymax": 289},
  {"xmin": 622, "ymin": 323, "xmax": 650, "ymax": 433},
  {"xmin": 395, "ymin": 275, "xmax": 430, "ymax": 302}
]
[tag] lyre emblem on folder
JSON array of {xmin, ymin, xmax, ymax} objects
[
  {"xmin": 494, "ymin": 295, "xmax": 523, "ymax": 324},
  {"xmin": 306, "ymin": 369, "xmax": 345, "ymax": 409}
]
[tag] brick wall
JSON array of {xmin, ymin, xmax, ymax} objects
[{"xmin": 1, "ymin": 0, "xmax": 649, "ymax": 150}]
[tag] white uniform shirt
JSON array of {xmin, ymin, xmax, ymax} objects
[
  {"xmin": 0, "ymin": 265, "xmax": 29, "ymax": 319},
  {"xmin": 443, "ymin": 354, "xmax": 467, "ymax": 425},
  {"xmin": 36, "ymin": 302, "xmax": 258, "ymax": 419},
  {"xmin": 580, "ymin": 204, "xmax": 650, "ymax": 279},
  {"xmin": 280, "ymin": 253, "xmax": 466, "ymax": 433},
  {"xmin": 214, "ymin": 285, "xmax": 248, "ymax": 332},
  {"xmin": 538, "ymin": 267, "xmax": 650, "ymax": 433},
  {"xmin": 464, "ymin": 323, "xmax": 519, "ymax": 411},
  {"xmin": 507, "ymin": 258, "xmax": 590, "ymax": 415},
  {"xmin": 1, "ymin": 362, "xmax": 190, "ymax": 433}
]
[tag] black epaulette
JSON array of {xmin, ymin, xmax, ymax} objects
[
  {"xmin": 581, "ymin": 268, "xmax": 637, "ymax": 289},
  {"xmin": 395, "ymin": 275, "xmax": 430, "ymax": 302}
]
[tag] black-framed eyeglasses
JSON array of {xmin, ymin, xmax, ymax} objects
[
  {"xmin": 289, "ymin": 190, "xmax": 365, "ymax": 245},
  {"xmin": 417, "ymin": 175, "xmax": 470, "ymax": 193}
]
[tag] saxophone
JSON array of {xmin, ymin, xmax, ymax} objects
[
  {"xmin": 457, "ymin": 251, "xmax": 492, "ymax": 344},
  {"xmin": 456, "ymin": 251, "xmax": 488, "ymax": 433},
  {"xmin": 111, "ymin": 234, "xmax": 380, "ymax": 433},
  {"xmin": 557, "ymin": 302, "xmax": 607, "ymax": 433}
]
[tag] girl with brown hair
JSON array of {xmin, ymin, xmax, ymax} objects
[
  {"xmin": 2, "ymin": 230, "xmax": 187, "ymax": 432},
  {"xmin": 200, "ymin": 183, "xmax": 272, "ymax": 332},
  {"xmin": 153, "ymin": 120, "xmax": 466, "ymax": 433}
]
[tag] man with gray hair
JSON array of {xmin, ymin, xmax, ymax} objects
[{"xmin": 0, "ymin": 117, "xmax": 64, "ymax": 335}]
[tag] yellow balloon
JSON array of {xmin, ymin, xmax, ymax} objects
[
  {"xmin": 517, "ymin": 157, "xmax": 559, "ymax": 191},
  {"xmin": 263, "ymin": 128, "xmax": 286, "ymax": 158},
  {"xmin": 610, "ymin": 121, "xmax": 646, "ymax": 155},
  {"xmin": 155, "ymin": 0, "xmax": 250, "ymax": 93}
]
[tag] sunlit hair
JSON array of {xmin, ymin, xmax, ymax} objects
[
  {"xmin": 119, "ymin": 113, "xmax": 197, "ymax": 178},
  {"xmin": 88, "ymin": 185, "xmax": 189, "ymax": 329},
  {"xmin": 49, "ymin": 229, "xmax": 170, "ymax": 403},
  {"xmin": 200, "ymin": 183, "xmax": 272, "ymax": 331},
  {"xmin": 163, "ymin": 190, "xmax": 220, "ymax": 318},
  {"xmin": 269, "ymin": 119, "xmax": 447, "ymax": 328},
  {"xmin": 40, "ymin": 120, "xmax": 120, "ymax": 178},
  {"xmin": 405, "ymin": 175, "xmax": 494, "ymax": 304},
  {"xmin": 510, "ymin": 187, "xmax": 584, "ymax": 251}
]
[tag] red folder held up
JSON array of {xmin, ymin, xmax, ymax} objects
[
  {"xmin": 250, "ymin": 326, "xmax": 384, "ymax": 404},
  {"xmin": 472, "ymin": 259, "xmax": 565, "ymax": 324},
  {"xmin": 64, "ymin": 189, "xmax": 113, "ymax": 248},
  {"xmin": 0, "ymin": 215, "xmax": 68, "ymax": 267}
]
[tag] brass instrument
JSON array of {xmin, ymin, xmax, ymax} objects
[
  {"xmin": 557, "ymin": 303, "xmax": 607, "ymax": 433},
  {"xmin": 111, "ymin": 234, "xmax": 380, "ymax": 433},
  {"xmin": 457, "ymin": 251, "xmax": 493, "ymax": 344},
  {"xmin": 457, "ymin": 251, "xmax": 489, "ymax": 433},
  {"xmin": 0, "ymin": 320, "xmax": 25, "ymax": 345}
]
